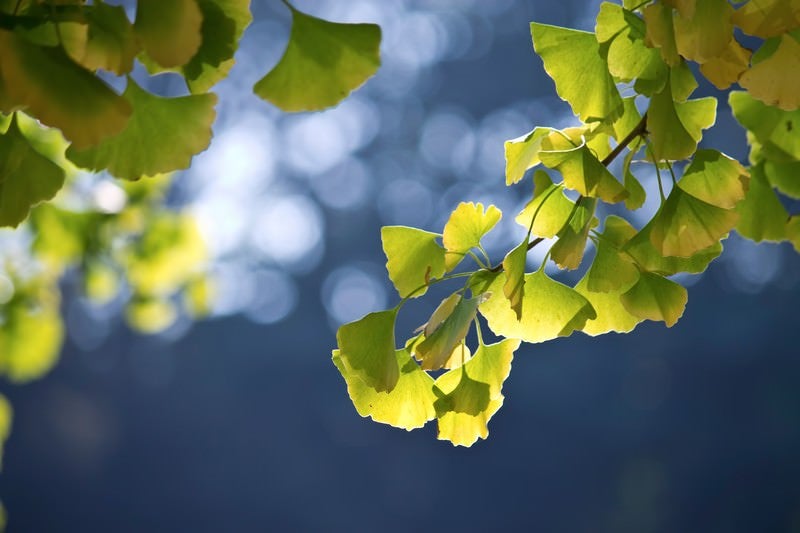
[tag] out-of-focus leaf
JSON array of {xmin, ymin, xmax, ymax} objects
[
  {"xmin": 699, "ymin": 38, "xmax": 751, "ymax": 90},
  {"xmin": 415, "ymin": 295, "xmax": 479, "ymax": 371},
  {"xmin": 740, "ymin": 34, "xmax": 800, "ymax": 111},
  {"xmin": 135, "ymin": 0, "xmax": 203, "ymax": 68},
  {"xmin": 550, "ymin": 198, "xmax": 598, "ymax": 270},
  {"xmin": 0, "ymin": 299, "xmax": 63, "ymax": 383}
]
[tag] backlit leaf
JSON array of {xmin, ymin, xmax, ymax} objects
[
  {"xmin": 434, "ymin": 339, "xmax": 519, "ymax": 447},
  {"xmin": 647, "ymin": 76, "xmax": 716, "ymax": 160},
  {"xmin": 621, "ymin": 271, "xmax": 687, "ymax": 327},
  {"xmin": 125, "ymin": 298, "xmax": 177, "ymax": 333},
  {"xmin": 478, "ymin": 269, "xmax": 596, "ymax": 343},
  {"xmin": 643, "ymin": 2, "xmax": 680, "ymax": 66},
  {"xmin": 699, "ymin": 38, "xmax": 751, "ymax": 90},
  {"xmin": 442, "ymin": 202, "xmax": 502, "ymax": 271},
  {"xmin": 335, "ymin": 309, "xmax": 399, "ymax": 393},
  {"xmin": 254, "ymin": 5, "xmax": 381, "ymax": 112},
  {"xmin": 586, "ymin": 216, "xmax": 639, "ymax": 292},
  {"xmin": 550, "ymin": 197, "xmax": 598, "ymax": 270},
  {"xmin": 66, "ymin": 78, "xmax": 217, "ymax": 179},
  {"xmin": 764, "ymin": 160, "xmax": 800, "ymax": 198},
  {"xmin": 740, "ymin": 34, "xmax": 800, "ymax": 111},
  {"xmin": 531, "ymin": 22, "xmax": 623, "ymax": 122},
  {"xmin": 0, "ymin": 299, "xmax": 63, "ymax": 383},
  {"xmin": 333, "ymin": 347, "xmax": 436, "ymax": 431},
  {"xmin": 0, "ymin": 115, "xmax": 65, "ymax": 227},
  {"xmin": 673, "ymin": 0, "xmax": 733, "ymax": 63},
  {"xmin": 381, "ymin": 226, "xmax": 446, "ymax": 298},
  {"xmin": 504, "ymin": 127, "xmax": 550, "ymax": 185},
  {"xmin": 73, "ymin": 2, "xmax": 139, "ymax": 74},
  {"xmin": 515, "ymin": 170, "xmax": 575, "ymax": 238},
  {"xmin": 623, "ymin": 221, "xmax": 723, "ymax": 275},
  {"xmin": 415, "ymin": 295, "xmax": 479, "ymax": 371},
  {"xmin": 622, "ymin": 148, "xmax": 646, "ymax": 210},
  {"xmin": 677, "ymin": 149, "xmax": 749, "ymax": 209},
  {"xmin": 0, "ymin": 29, "xmax": 131, "ymax": 149},
  {"xmin": 732, "ymin": 0, "xmax": 800, "ymax": 38},
  {"xmin": 502, "ymin": 240, "xmax": 528, "ymax": 319},
  {"xmin": 575, "ymin": 274, "xmax": 641, "ymax": 336},
  {"xmin": 736, "ymin": 163, "xmax": 789, "ymax": 242},
  {"xmin": 729, "ymin": 91, "xmax": 800, "ymax": 159},
  {"xmin": 135, "ymin": 0, "xmax": 203, "ymax": 68}
]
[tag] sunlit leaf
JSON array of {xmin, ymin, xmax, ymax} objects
[
  {"xmin": 515, "ymin": 170, "xmax": 575, "ymax": 238},
  {"xmin": 135, "ymin": 0, "xmax": 203, "ymax": 68},
  {"xmin": 586, "ymin": 216, "xmax": 639, "ymax": 292},
  {"xmin": 669, "ymin": 60, "xmax": 698, "ymax": 102},
  {"xmin": 415, "ymin": 295, "xmax": 479, "ymax": 371},
  {"xmin": 643, "ymin": 2, "xmax": 680, "ymax": 66},
  {"xmin": 663, "ymin": 0, "xmax": 696, "ymax": 18},
  {"xmin": 647, "ymin": 76, "xmax": 716, "ymax": 161},
  {"xmin": 333, "ymin": 347, "xmax": 436, "ymax": 430},
  {"xmin": 0, "ymin": 299, "xmax": 63, "ymax": 383},
  {"xmin": 623, "ymin": 220, "xmax": 723, "ymax": 275},
  {"xmin": 335, "ymin": 309, "xmax": 399, "ymax": 393},
  {"xmin": 434, "ymin": 339, "xmax": 519, "ymax": 447},
  {"xmin": 622, "ymin": 148, "xmax": 646, "ymax": 210},
  {"xmin": 0, "ymin": 29, "xmax": 131, "ymax": 149},
  {"xmin": 381, "ymin": 226, "xmax": 446, "ymax": 298},
  {"xmin": 673, "ymin": 0, "xmax": 733, "ymax": 63},
  {"xmin": 729, "ymin": 91, "xmax": 800, "ymax": 159},
  {"xmin": 740, "ymin": 34, "xmax": 800, "ymax": 111},
  {"xmin": 575, "ymin": 275, "xmax": 641, "ymax": 336},
  {"xmin": 67, "ymin": 78, "xmax": 216, "ymax": 179},
  {"xmin": 764, "ymin": 160, "xmax": 800, "ymax": 199},
  {"xmin": 442, "ymin": 202, "xmax": 502, "ymax": 271},
  {"xmin": 0, "ymin": 115, "xmax": 65, "ymax": 227},
  {"xmin": 73, "ymin": 2, "xmax": 139, "ymax": 74},
  {"xmin": 677, "ymin": 149, "xmax": 749, "ymax": 209},
  {"xmin": 621, "ymin": 271, "xmax": 687, "ymax": 327},
  {"xmin": 736, "ymin": 163, "xmax": 789, "ymax": 242},
  {"xmin": 125, "ymin": 297, "xmax": 177, "ymax": 334},
  {"xmin": 504, "ymin": 127, "xmax": 550, "ymax": 185},
  {"xmin": 254, "ymin": 5, "xmax": 381, "ymax": 112},
  {"xmin": 502, "ymin": 240, "xmax": 528, "ymax": 319},
  {"xmin": 531, "ymin": 22, "xmax": 623, "ymax": 122},
  {"xmin": 699, "ymin": 38, "xmax": 751, "ymax": 90},
  {"xmin": 478, "ymin": 269, "xmax": 596, "ymax": 343},
  {"xmin": 550, "ymin": 197, "xmax": 598, "ymax": 270},
  {"xmin": 732, "ymin": 0, "xmax": 800, "ymax": 38}
]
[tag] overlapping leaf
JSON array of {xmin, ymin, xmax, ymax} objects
[
  {"xmin": 729, "ymin": 91, "xmax": 800, "ymax": 159},
  {"xmin": 550, "ymin": 198, "xmax": 598, "ymax": 270},
  {"xmin": 135, "ymin": 0, "xmax": 203, "ymax": 69},
  {"xmin": 414, "ymin": 294, "xmax": 479, "ymax": 371},
  {"xmin": 335, "ymin": 309, "xmax": 399, "ymax": 393},
  {"xmin": 381, "ymin": 226, "xmax": 446, "ymax": 298},
  {"xmin": 586, "ymin": 216, "xmax": 639, "ymax": 293},
  {"xmin": 732, "ymin": 0, "xmax": 800, "ymax": 38},
  {"xmin": 442, "ymin": 202, "xmax": 501, "ymax": 271},
  {"xmin": 736, "ymin": 163, "xmax": 789, "ymax": 242},
  {"xmin": 515, "ymin": 170, "xmax": 575, "ymax": 238},
  {"xmin": 620, "ymin": 271, "xmax": 687, "ymax": 327},
  {"xmin": 504, "ymin": 127, "xmax": 550, "ymax": 185},
  {"xmin": 254, "ymin": 5, "xmax": 381, "ymax": 111},
  {"xmin": 740, "ymin": 34, "xmax": 800, "ymax": 111},
  {"xmin": 502, "ymin": 241, "xmax": 528, "ymax": 319}
]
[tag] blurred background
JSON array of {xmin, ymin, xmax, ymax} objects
[{"xmin": 2, "ymin": 0, "xmax": 800, "ymax": 531}]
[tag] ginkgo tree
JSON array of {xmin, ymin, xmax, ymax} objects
[{"xmin": 332, "ymin": 0, "xmax": 800, "ymax": 447}]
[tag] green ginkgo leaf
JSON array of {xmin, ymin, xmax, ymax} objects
[
  {"xmin": 478, "ymin": 269, "xmax": 596, "ymax": 343},
  {"xmin": 531, "ymin": 23, "xmax": 623, "ymax": 122},
  {"xmin": 699, "ymin": 38, "xmax": 751, "ymax": 90},
  {"xmin": 620, "ymin": 271, "xmax": 687, "ymax": 327},
  {"xmin": 515, "ymin": 170, "xmax": 575, "ymax": 238},
  {"xmin": 643, "ymin": 2, "xmax": 680, "ymax": 66},
  {"xmin": 254, "ymin": 5, "xmax": 381, "ymax": 112},
  {"xmin": 740, "ymin": 34, "xmax": 800, "ymax": 111},
  {"xmin": 677, "ymin": 149, "xmax": 749, "ymax": 209},
  {"xmin": 502, "ymin": 240, "xmax": 528, "ymax": 319},
  {"xmin": 335, "ymin": 309, "xmax": 399, "ymax": 393},
  {"xmin": 333, "ymin": 347, "xmax": 436, "ymax": 431},
  {"xmin": 764, "ymin": 160, "xmax": 800, "ymax": 199},
  {"xmin": 539, "ymin": 134, "xmax": 628, "ymax": 204},
  {"xmin": 673, "ymin": 0, "xmax": 733, "ymax": 63},
  {"xmin": 622, "ymin": 147, "xmax": 647, "ymax": 210},
  {"xmin": 732, "ymin": 0, "xmax": 800, "ymax": 38},
  {"xmin": 66, "ymin": 78, "xmax": 217, "ymax": 179},
  {"xmin": 73, "ymin": 2, "xmax": 139, "ymax": 75},
  {"xmin": 736, "ymin": 163, "xmax": 789, "ymax": 242},
  {"xmin": 415, "ymin": 295, "xmax": 480, "ymax": 371},
  {"xmin": 647, "ymin": 76, "xmax": 716, "ymax": 161},
  {"xmin": 729, "ymin": 91, "xmax": 800, "ymax": 159},
  {"xmin": 586, "ymin": 216, "xmax": 639, "ymax": 293},
  {"xmin": 549, "ymin": 198, "xmax": 598, "ymax": 270},
  {"xmin": 595, "ymin": 2, "xmax": 667, "ymax": 94},
  {"xmin": 504, "ymin": 127, "xmax": 550, "ymax": 185},
  {"xmin": 381, "ymin": 226, "xmax": 446, "ymax": 298},
  {"xmin": 575, "ymin": 274, "xmax": 641, "ymax": 336},
  {"xmin": 0, "ymin": 115, "xmax": 65, "ymax": 227},
  {"xmin": 648, "ymin": 187, "xmax": 738, "ymax": 258},
  {"xmin": 433, "ymin": 339, "xmax": 519, "ymax": 447},
  {"xmin": 623, "ymin": 220, "xmax": 723, "ymax": 275},
  {"xmin": 135, "ymin": 0, "xmax": 203, "ymax": 69},
  {"xmin": 442, "ymin": 202, "xmax": 502, "ymax": 271},
  {"xmin": 0, "ymin": 29, "xmax": 131, "ymax": 149}
]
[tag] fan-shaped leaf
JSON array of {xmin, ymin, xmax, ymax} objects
[
  {"xmin": 621, "ymin": 271, "xmax": 687, "ymax": 327},
  {"xmin": 502, "ymin": 240, "xmax": 528, "ymax": 319},
  {"xmin": 442, "ymin": 202, "xmax": 502, "ymax": 271},
  {"xmin": 647, "ymin": 76, "xmax": 716, "ymax": 160},
  {"xmin": 550, "ymin": 198, "xmax": 598, "ymax": 270},
  {"xmin": 673, "ymin": 0, "xmax": 733, "ymax": 63},
  {"xmin": 575, "ymin": 275, "xmax": 641, "ymax": 336},
  {"xmin": 586, "ymin": 216, "xmax": 639, "ymax": 293},
  {"xmin": 740, "ymin": 34, "xmax": 800, "ymax": 111},
  {"xmin": 415, "ymin": 295, "xmax": 479, "ymax": 371},
  {"xmin": 677, "ymin": 149, "xmax": 749, "ymax": 209},
  {"xmin": 335, "ymin": 309, "xmax": 399, "ymax": 393},
  {"xmin": 381, "ymin": 226, "xmax": 446, "ymax": 298},
  {"xmin": 135, "ymin": 0, "xmax": 203, "ymax": 69},
  {"xmin": 736, "ymin": 163, "xmax": 789, "ymax": 242},
  {"xmin": 732, "ymin": 0, "xmax": 800, "ymax": 38},
  {"xmin": 515, "ymin": 170, "xmax": 574, "ymax": 238}
]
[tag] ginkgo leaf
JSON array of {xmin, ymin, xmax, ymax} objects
[
  {"xmin": 643, "ymin": 2, "xmax": 680, "ymax": 66},
  {"xmin": 0, "ymin": 116, "xmax": 65, "ymax": 227},
  {"xmin": 504, "ymin": 127, "xmax": 550, "ymax": 185},
  {"xmin": 442, "ymin": 202, "xmax": 502, "ymax": 271},
  {"xmin": 620, "ymin": 271, "xmax": 688, "ymax": 327},
  {"xmin": 502, "ymin": 240, "xmax": 528, "ymax": 319},
  {"xmin": 669, "ymin": 60, "xmax": 698, "ymax": 102},
  {"xmin": 595, "ymin": 2, "xmax": 667, "ymax": 94},
  {"xmin": 575, "ymin": 275, "xmax": 641, "ymax": 336},
  {"xmin": 732, "ymin": 0, "xmax": 800, "ymax": 38},
  {"xmin": 647, "ymin": 77, "xmax": 716, "ymax": 161},
  {"xmin": 550, "ymin": 198, "xmax": 598, "ymax": 270},
  {"xmin": 663, "ymin": 0, "xmax": 696, "ymax": 18},
  {"xmin": 531, "ymin": 23, "xmax": 623, "ymax": 122},
  {"xmin": 648, "ymin": 187, "xmax": 738, "ymax": 258},
  {"xmin": 439, "ymin": 343, "xmax": 472, "ymax": 371},
  {"xmin": 729, "ymin": 91, "xmax": 800, "ymax": 159},
  {"xmin": 0, "ymin": 301, "xmax": 63, "ymax": 383},
  {"xmin": 254, "ymin": 5, "xmax": 381, "ymax": 112},
  {"xmin": 140, "ymin": 0, "xmax": 253, "ymax": 94},
  {"xmin": 135, "ymin": 0, "xmax": 203, "ymax": 69},
  {"xmin": 333, "ymin": 347, "xmax": 436, "ymax": 431},
  {"xmin": 699, "ymin": 38, "xmax": 751, "ymax": 90},
  {"xmin": 66, "ymin": 78, "xmax": 216, "ymax": 179},
  {"xmin": 433, "ymin": 339, "xmax": 519, "ymax": 447},
  {"xmin": 677, "ymin": 149, "xmax": 749, "ymax": 209},
  {"xmin": 419, "ymin": 293, "xmax": 460, "ymax": 338},
  {"xmin": 515, "ymin": 170, "xmax": 575, "ymax": 238},
  {"xmin": 622, "ymin": 148, "xmax": 647, "ymax": 210},
  {"xmin": 740, "ymin": 34, "xmax": 800, "ymax": 111},
  {"xmin": 0, "ymin": 394, "xmax": 10, "ymax": 469},
  {"xmin": 381, "ymin": 226, "xmax": 446, "ymax": 298},
  {"xmin": 736, "ymin": 163, "xmax": 789, "ymax": 242},
  {"xmin": 586, "ymin": 216, "xmax": 639, "ymax": 293},
  {"xmin": 125, "ymin": 298, "xmax": 178, "ymax": 334},
  {"xmin": 673, "ymin": 0, "xmax": 733, "ymax": 63},
  {"xmin": 335, "ymin": 309, "xmax": 399, "ymax": 393},
  {"xmin": 415, "ymin": 295, "xmax": 479, "ymax": 371},
  {"xmin": 72, "ymin": 2, "xmax": 139, "ymax": 75},
  {"xmin": 0, "ymin": 29, "xmax": 131, "ymax": 149},
  {"xmin": 478, "ymin": 269, "xmax": 596, "ymax": 343},
  {"xmin": 623, "ymin": 220, "xmax": 723, "ymax": 275},
  {"xmin": 610, "ymin": 97, "xmax": 643, "ymax": 143},
  {"xmin": 539, "ymin": 135, "xmax": 628, "ymax": 203},
  {"xmin": 787, "ymin": 216, "xmax": 800, "ymax": 252},
  {"xmin": 764, "ymin": 160, "xmax": 800, "ymax": 198}
]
